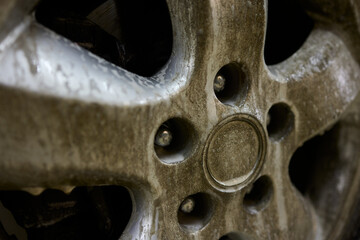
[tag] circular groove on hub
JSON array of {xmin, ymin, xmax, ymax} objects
[{"xmin": 203, "ymin": 114, "xmax": 266, "ymax": 191}]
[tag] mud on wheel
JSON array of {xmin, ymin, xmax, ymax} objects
[{"xmin": 0, "ymin": 0, "xmax": 359, "ymax": 239}]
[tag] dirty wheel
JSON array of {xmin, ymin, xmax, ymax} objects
[{"xmin": 0, "ymin": 0, "xmax": 359, "ymax": 239}]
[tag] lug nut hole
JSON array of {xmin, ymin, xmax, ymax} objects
[
  {"xmin": 154, "ymin": 118, "xmax": 195, "ymax": 164},
  {"xmin": 219, "ymin": 232, "xmax": 252, "ymax": 240},
  {"xmin": 214, "ymin": 63, "xmax": 249, "ymax": 105},
  {"xmin": 267, "ymin": 103, "xmax": 294, "ymax": 141},
  {"xmin": 243, "ymin": 175, "xmax": 274, "ymax": 214},
  {"xmin": 178, "ymin": 193, "xmax": 214, "ymax": 232}
]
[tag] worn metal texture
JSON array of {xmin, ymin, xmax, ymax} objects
[{"xmin": 0, "ymin": 0, "xmax": 359, "ymax": 239}]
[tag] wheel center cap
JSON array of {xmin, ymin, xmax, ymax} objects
[{"xmin": 203, "ymin": 114, "xmax": 266, "ymax": 191}]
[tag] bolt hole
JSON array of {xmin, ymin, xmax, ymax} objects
[
  {"xmin": 267, "ymin": 103, "xmax": 295, "ymax": 141},
  {"xmin": 214, "ymin": 63, "xmax": 248, "ymax": 105},
  {"xmin": 243, "ymin": 176, "xmax": 274, "ymax": 214},
  {"xmin": 154, "ymin": 118, "xmax": 195, "ymax": 164},
  {"xmin": 177, "ymin": 193, "xmax": 214, "ymax": 232},
  {"xmin": 219, "ymin": 232, "xmax": 252, "ymax": 240}
]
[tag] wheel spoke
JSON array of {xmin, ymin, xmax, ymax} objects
[
  {"xmin": 299, "ymin": 0, "xmax": 360, "ymax": 63},
  {"xmin": 123, "ymin": 178, "xmax": 216, "ymax": 239},
  {"xmin": 207, "ymin": 0, "xmax": 267, "ymax": 64},
  {"xmin": 167, "ymin": 0, "xmax": 266, "ymax": 87},
  {"xmin": 0, "ymin": 19, "xmax": 181, "ymax": 105},
  {"xmin": 0, "ymin": 19, "xmax": 189, "ymax": 189},
  {"xmin": 254, "ymin": 144, "xmax": 317, "ymax": 239},
  {"xmin": 122, "ymin": 191, "xmax": 184, "ymax": 239},
  {"xmin": 267, "ymin": 29, "xmax": 360, "ymax": 147},
  {"xmin": 255, "ymin": 26, "xmax": 360, "ymax": 239}
]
